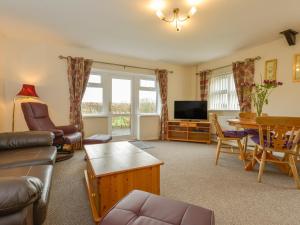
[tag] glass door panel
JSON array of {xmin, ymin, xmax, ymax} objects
[{"xmin": 111, "ymin": 78, "xmax": 132, "ymax": 136}]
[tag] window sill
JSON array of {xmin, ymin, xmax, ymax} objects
[
  {"xmin": 137, "ymin": 113, "xmax": 160, "ymax": 117},
  {"xmin": 83, "ymin": 114, "xmax": 108, "ymax": 118},
  {"xmin": 208, "ymin": 110, "xmax": 240, "ymax": 112}
]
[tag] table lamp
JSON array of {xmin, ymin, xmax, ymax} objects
[{"xmin": 12, "ymin": 84, "xmax": 39, "ymax": 131}]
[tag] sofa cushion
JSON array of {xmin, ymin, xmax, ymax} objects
[
  {"xmin": 100, "ymin": 190, "xmax": 214, "ymax": 225},
  {"xmin": 0, "ymin": 146, "xmax": 57, "ymax": 169},
  {"xmin": 0, "ymin": 131, "xmax": 54, "ymax": 150},
  {"xmin": 0, "ymin": 176, "xmax": 43, "ymax": 216},
  {"xmin": 0, "ymin": 165, "xmax": 54, "ymax": 225}
]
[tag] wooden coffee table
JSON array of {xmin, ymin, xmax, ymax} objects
[{"xmin": 84, "ymin": 141, "xmax": 164, "ymax": 223}]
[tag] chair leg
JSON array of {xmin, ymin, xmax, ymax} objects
[
  {"xmin": 243, "ymin": 136, "xmax": 248, "ymax": 156},
  {"xmin": 252, "ymin": 145, "xmax": 258, "ymax": 167},
  {"xmin": 215, "ymin": 139, "xmax": 222, "ymax": 165},
  {"xmin": 258, "ymin": 150, "xmax": 267, "ymax": 183},
  {"xmin": 288, "ymin": 155, "xmax": 300, "ymax": 189},
  {"xmin": 237, "ymin": 139, "xmax": 246, "ymax": 166}
]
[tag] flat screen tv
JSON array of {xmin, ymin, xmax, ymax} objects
[{"xmin": 174, "ymin": 101, "xmax": 208, "ymax": 120}]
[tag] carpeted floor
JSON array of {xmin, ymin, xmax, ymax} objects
[{"xmin": 44, "ymin": 141, "xmax": 300, "ymax": 225}]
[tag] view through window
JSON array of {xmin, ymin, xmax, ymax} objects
[
  {"xmin": 139, "ymin": 79, "xmax": 158, "ymax": 114},
  {"xmin": 208, "ymin": 73, "xmax": 240, "ymax": 110},
  {"xmin": 82, "ymin": 74, "xmax": 103, "ymax": 115}
]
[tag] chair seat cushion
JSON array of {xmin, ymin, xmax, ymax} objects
[
  {"xmin": 251, "ymin": 134, "xmax": 299, "ymax": 149},
  {"xmin": 100, "ymin": 190, "xmax": 214, "ymax": 225},
  {"xmin": 0, "ymin": 146, "xmax": 57, "ymax": 169},
  {"xmin": 84, "ymin": 134, "xmax": 112, "ymax": 145},
  {"xmin": 244, "ymin": 129, "xmax": 259, "ymax": 136},
  {"xmin": 0, "ymin": 165, "xmax": 53, "ymax": 225},
  {"xmin": 64, "ymin": 132, "xmax": 82, "ymax": 144},
  {"xmin": 223, "ymin": 130, "xmax": 248, "ymax": 139}
]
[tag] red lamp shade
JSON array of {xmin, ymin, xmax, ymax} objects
[{"xmin": 16, "ymin": 84, "xmax": 39, "ymax": 97}]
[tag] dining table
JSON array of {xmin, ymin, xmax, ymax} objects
[{"xmin": 226, "ymin": 118, "xmax": 290, "ymax": 173}]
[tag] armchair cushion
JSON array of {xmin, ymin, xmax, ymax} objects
[
  {"xmin": 56, "ymin": 125, "xmax": 78, "ymax": 135},
  {"xmin": 64, "ymin": 132, "xmax": 82, "ymax": 145},
  {"xmin": 0, "ymin": 131, "xmax": 54, "ymax": 150},
  {"xmin": 48, "ymin": 129, "xmax": 64, "ymax": 138},
  {"xmin": 0, "ymin": 176, "xmax": 43, "ymax": 216}
]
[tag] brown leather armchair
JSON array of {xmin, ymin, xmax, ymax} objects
[{"xmin": 21, "ymin": 102, "xmax": 82, "ymax": 150}]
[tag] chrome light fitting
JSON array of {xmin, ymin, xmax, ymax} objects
[{"xmin": 151, "ymin": 0, "xmax": 201, "ymax": 31}]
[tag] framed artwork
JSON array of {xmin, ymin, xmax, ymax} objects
[
  {"xmin": 293, "ymin": 54, "xmax": 300, "ymax": 82},
  {"xmin": 264, "ymin": 59, "xmax": 277, "ymax": 81}
]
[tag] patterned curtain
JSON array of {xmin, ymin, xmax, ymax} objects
[
  {"xmin": 67, "ymin": 56, "xmax": 93, "ymax": 135},
  {"xmin": 156, "ymin": 69, "xmax": 169, "ymax": 141},
  {"xmin": 232, "ymin": 59, "xmax": 255, "ymax": 112},
  {"xmin": 198, "ymin": 70, "xmax": 211, "ymax": 101}
]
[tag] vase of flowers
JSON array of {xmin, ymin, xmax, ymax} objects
[{"xmin": 242, "ymin": 80, "xmax": 283, "ymax": 116}]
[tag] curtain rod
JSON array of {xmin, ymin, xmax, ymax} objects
[
  {"xmin": 196, "ymin": 56, "xmax": 261, "ymax": 75},
  {"xmin": 58, "ymin": 55, "xmax": 174, "ymax": 74}
]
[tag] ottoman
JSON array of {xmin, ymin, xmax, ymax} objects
[
  {"xmin": 99, "ymin": 190, "xmax": 214, "ymax": 225},
  {"xmin": 84, "ymin": 134, "xmax": 112, "ymax": 145}
]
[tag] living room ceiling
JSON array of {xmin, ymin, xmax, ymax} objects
[{"xmin": 0, "ymin": 0, "xmax": 300, "ymax": 65}]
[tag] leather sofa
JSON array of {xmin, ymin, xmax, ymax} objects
[{"xmin": 0, "ymin": 131, "xmax": 57, "ymax": 225}]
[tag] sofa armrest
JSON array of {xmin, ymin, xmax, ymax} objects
[
  {"xmin": 0, "ymin": 176, "xmax": 43, "ymax": 216},
  {"xmin": 0, "ymin": 131, "xmax": 54, "ymax": 150},
  {"xmin": 56, "ymin": 125, "xmax": 78, "ymax": 134}
]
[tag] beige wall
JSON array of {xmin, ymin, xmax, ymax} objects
[
  {"xmin": 0, "ymin": 35, "xmax": 194, "ymax": 134},
  {"xmin": 137, "ymin": 115, "xmax": 160, "ymax": 140},
  {"xmin": 197, "ymin": 36, "xmax": 300, "ymax": 116}
]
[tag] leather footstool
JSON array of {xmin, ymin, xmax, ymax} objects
[
  {"xmin": 84, "ymin": 134, "xmax": 112, "ymax": 145},
  {"xmin": 99, "ymin": 190, "xmax": 214, "ymax": 225}
]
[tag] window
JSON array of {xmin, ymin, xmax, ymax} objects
[
  {"xmin": 82, "ymin": 72, "xmax": 160, "ymax": 117},
  {"xmin": 138, "ymin": 78, "xmax": 158, "ymax": 114},
  {"xmin": 208, "ymin": 73, "xmax": 240, "ymax": 110},
  {"xmin": 82, "ymin": 73, "xmax": 103, "ymax": 115}
]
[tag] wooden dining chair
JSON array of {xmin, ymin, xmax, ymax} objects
[
  {"xmin": 252, "ymin": 116, "xmax": 300, "ymax": 189},
  {"xmin": 239, "ymin": 112, "xmax": 268, "ymax": 135},
  {"xmin": 210, "ymin": 113, "xmax": 248, "ymax": 166},
  {"xmin": 239, "ymin": 112, "xmax": 258, "ymax": 120}
]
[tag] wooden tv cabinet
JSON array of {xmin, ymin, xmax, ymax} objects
[{"xmin": 167, "ymin": 120, "xmax": 211, "ymax": 144}]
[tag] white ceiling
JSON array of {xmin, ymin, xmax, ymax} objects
[{"xmin": 0, "ymin": 0, "xmax": 300, "ymax": 65}]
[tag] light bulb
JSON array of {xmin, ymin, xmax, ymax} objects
[
  {"xmin": 171, "ymin": 20, "xmax": 184, "ymax": 32},
  {"xmin": 156, "ymin": 11, "xmax": 165, "ymax": 19},
  {"xmin": 188, "ymin": 6, "xmax": 197, "ymax": 16},
  {"xmin": 151, "ymin": 0, "xmax": 166, "ymax": 11}
]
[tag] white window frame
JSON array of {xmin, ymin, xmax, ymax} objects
[
  {"xmin": 82, "ymin": 69, "xmax": 160, "ymax": 137},
  {"xmin": 208, "ymin": 72, "xmax": 240, "ymax": 111},
  {"xmin": 82, "ymin": 72, "xmax": 105, "ymax": 116},
  {"xmin": 137, "ymin": 76, "xmax": 160, "ymax": 115}
]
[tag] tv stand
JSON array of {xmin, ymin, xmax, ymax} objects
[{"xmin": 167, "ymin": 120, "xmax": 211, "ymax": 144}]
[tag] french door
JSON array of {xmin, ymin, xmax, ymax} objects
[
  {"xmin": 108, "ymin": 76, "xmax": 134, "ymax": 137},
  {"xmin": 82, "ymin": 70, "xmax": 159, "ymax": 138}
]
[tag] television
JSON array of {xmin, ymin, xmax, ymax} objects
[{"xmin": 174, "ymin": 101, "xmax": 208, "ymax": 120}]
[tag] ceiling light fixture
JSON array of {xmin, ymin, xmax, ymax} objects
[{"xmin": 151, "ymin": 0, "xmax": 202, "ymax": 31}]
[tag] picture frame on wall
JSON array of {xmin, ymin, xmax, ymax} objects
[
  {"xmin": 264, "ymin": 59, "xmax": 277, "ymax": 81},
  {"xmin": 293, "ymin": 54, "xmax": 300, "ymax": 82}
]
